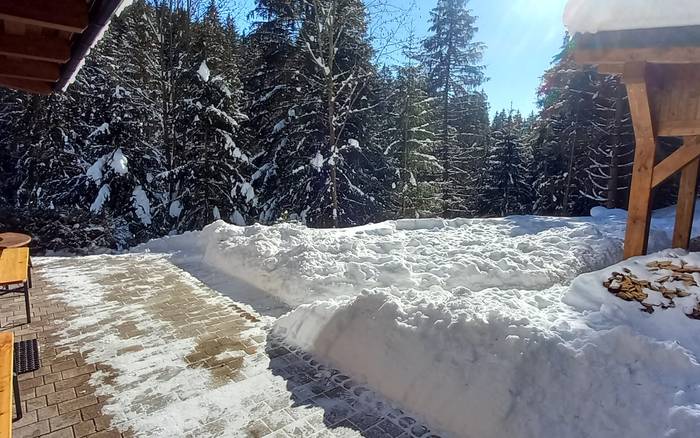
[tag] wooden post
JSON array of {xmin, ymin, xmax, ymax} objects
[
  {"xmin": 623, "ymin": 62, "xmax": 657, "ymax": 259},
  {"xmin": 673, "ymin": 145, "xmax": 700, "ymax": 249}
]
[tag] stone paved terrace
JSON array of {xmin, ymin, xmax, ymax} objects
[{"xmin": 0, "ymin": 254, "xmax": 445, "ymax": 438}]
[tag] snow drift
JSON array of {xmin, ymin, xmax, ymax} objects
[{"xmin": 135, "ymin": 205, "xmax": 700, "ymax": 438}]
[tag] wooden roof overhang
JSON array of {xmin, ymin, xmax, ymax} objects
[
  {"xmin": 0, "ymin": 0, "xmax": 126, "ymax": 95},
  {"xmin": 573, "ymin": 25, "xmax": 700, "ymax": 258}
]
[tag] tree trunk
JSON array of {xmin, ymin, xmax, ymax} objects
[{"xmin": 325, "ymin": 1, "xmax": 339, "ymax": 228}]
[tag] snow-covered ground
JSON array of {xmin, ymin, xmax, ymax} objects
[{"xmin": 134, "ymin": 205, "xmax": 700, "ymax": 438}]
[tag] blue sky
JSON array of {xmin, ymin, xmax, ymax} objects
[{"xmin": 228, "ymin": 0, "xmax": 569, "ymax": 118}]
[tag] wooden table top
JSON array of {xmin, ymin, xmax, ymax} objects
[
  {"xmin": 0, "ymin": 232, "xmax": 31, "ymax": 248},
  {"xmin": 0, "ymin": 247, "xmax": 29, "ymax": 286}
]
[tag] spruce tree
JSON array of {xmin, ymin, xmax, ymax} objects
[
  {"xmin": 421, "ymin": 0, "xmax": 486, "ymax": 217},
  {"xmin": 385, "ymin": 63, "xmax": 441, "ymax": 218},
  {"xmin": 485, "ymin": 109, "xmax": 532, "ymax": 216},
  {"xmin": 253, "ymin": 0, "xmax": 388, "ymax": 228},
  {"xmin": 172, "ymin": 0, "xmax": 254, "ymax": 231}
]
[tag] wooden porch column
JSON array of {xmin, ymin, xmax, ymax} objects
[
  {"xmin": 623, "ymin": 63, "xmax": 657, "ymax": 258},
  {"xmin": 672, "ymin": 149, "xmax": 700, "ymax": 249}
]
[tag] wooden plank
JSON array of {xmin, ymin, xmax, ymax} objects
[
  {"xmin": 652, "ymin": 137, "xmax": 700, "ymax": 188},
  {"xmin": 576, "ymin": 26, "xmax": 700, "ymax": 51},
  {"xmin": 623, "ymin": 62, "xmax": 657, "ymax": 259},
  {"xmin": 0, "ymin": 32, "xmax": 71, "ymax": 63},
  {"xmin": 0, "ymin": 247, "xmax": 29, "ymax": 285},
  {"xmin": 657, "ymin": 121, "xmax": 700, "ymax": 137},
  {"xmin": 0, "ymin": 57, "xmax": 61, "ymax": 82},
  {"xmin": 0, "ymin": 0, "xmax": 88, "ymax": 33},
  {"xmin": 673, "ymin": 155, "xmax": 700, "ymax": 249},
  {"xmin": 0, "ymin": 332, "xmax": 13, "ymax": 438},
  {"xmin": 0, "ymin": 77, "xmax": 53, "ymax": 95},
  {"xmin": 597, "ymin": 64, "xmax": 624, "ymax": 75},
  {"xmin": 575, "ymin": 47, "xmax": 700, "ymax": 65}
]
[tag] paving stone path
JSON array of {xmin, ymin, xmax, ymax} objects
[{"xmin": 1, "ymin": 254, "xmax": 445, "ymax": 437}]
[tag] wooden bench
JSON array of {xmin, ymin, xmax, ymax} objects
[
  {"xmin": 0, "ymin": 248, "xmax": 31, "ymax": 324},
  {"xmin": 0, "ymin": 332, "xmax": 20, "ymax": 438}
]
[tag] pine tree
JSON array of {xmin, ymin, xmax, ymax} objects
[
  {"xmin": 485, "ymin": 109, "xmax": 532, "ymax": 216},
  {"xmin": 421, "ymin": 0, "xmax": 486, "ymax": 217},
  {"xmin": 532, "ymin": 35, "xmax": 635, "ymax": 216},
  {"xmin": 385, "ymin": 63, "xmax": 441, "ymax": 218},
  {"xmin": 72, "ymin": 1, "xmax": 168, "ymax": 244},
  {"xmin": 254, "ymin": 0, "xmax": 388, "ymax": 228},
  {"xmin": 246, "ymin": 0, "xmax": 303, "ymax": 223},
  {"xmin": 171, "ymin": 0, "xmax": 254, "ymax": 231}
]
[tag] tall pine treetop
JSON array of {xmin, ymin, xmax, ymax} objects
[{"xmin": 422, "ymin": 0, "xmax": 486, "ymax": 97}]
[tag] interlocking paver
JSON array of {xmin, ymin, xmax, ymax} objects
[
  {"xmin": 3, "ymin": 254, "xmax": 445, "ymax": 437},
  {"xmin": 49, "ymin": 410, "xmax": 82, "ymax": 431}
]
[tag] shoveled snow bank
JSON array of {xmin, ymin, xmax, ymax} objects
[
  {"xmin": 564, "ymin": 0, "xmax": 700, "ymax": 34},
  {"xmin": 135, "ymin": 205, "xmax": 700, "ymax": 438},
  {"xmin": 138, "ymin": 215, "xmax": 624, "ymax": 307},
  {"xmin": 275, "ymin": 285, "xmax": 700, "ymax": 438}
]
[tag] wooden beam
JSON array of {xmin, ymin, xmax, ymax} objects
[
  {"xmin": 623, "ymin": 62, "xmax": 657, "ymax": 259},
  {"xmin": 673, "ymin": 155, "xmax": 700, "ymax": 249},
  {"xmin": 0, "ymin": 77, "xmax": 53, "ymax": 95},
  {"xmin": 652, "ymin": 137, "xmax": 700, "ymax": 188},
  {"xmin": 0, "ymin": 33, "xmax": 71, "ymax": 63},
  {"xmin": 597, "ymin": 64, "xmax": 624, "ymax": 75},
  {"xmin": 0, "ymin": 57, "xmax": 61, "ymax": 82},
  {"xmin": 0, "ymin": 0, "xmax": 88, "ymax": 33},
  {"xmin": 575, "ymin": 47, "xmax": 700, "ymax": 66},
  {"xmin": 575, "ymin": 26, "xmax": 700, "ymax": 52},
  {"xmin": 657, "ymin": 121, "xmax": 700, "ymax": 137}
]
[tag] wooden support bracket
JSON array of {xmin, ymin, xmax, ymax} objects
[
  {"xmin": 652, "ymin": 137, "xmax": 700, "ymax": 188},
  {"xmin": 623, "ymin": 62, "xmax": 657, "ymax": 259},
  {"xmin": 673, "ymin": 152, "xmax": 700, "ymax": 249}
]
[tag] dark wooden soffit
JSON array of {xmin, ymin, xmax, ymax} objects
[{"xmin": 0, "ymin": 0, "xmax": 127, "ymax": 95}]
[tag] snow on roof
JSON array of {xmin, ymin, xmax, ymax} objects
[{"xmin": 564, "ymin": 0, "xmax": 700, "ymax": 35}]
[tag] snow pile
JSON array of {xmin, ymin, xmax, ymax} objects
[
  {"xmin": 276, "ymin": 287, "xmax": 700, "ymax": 438},
  {"xmin": 137, "ymin": 216, "xmax": 623, "ymax": 307},
  {"xmin": 135, "ymin": 205, "xmax": 700, "ymax": 438},
  {"xmin": 565, "ymin": 250, "xmax": 700, "ymax": 353},
  {"xmin": 564, "ymin": 0, "xmax": 700, "ymax": 34}
]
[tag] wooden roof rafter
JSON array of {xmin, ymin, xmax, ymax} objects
[
  {"xmin": 0, "ymin": 0, "xmax": 126, "ymax": 95},
  {"xmin": 0, "ymin": 0, "xmax": 89, "ymax": 34}
]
